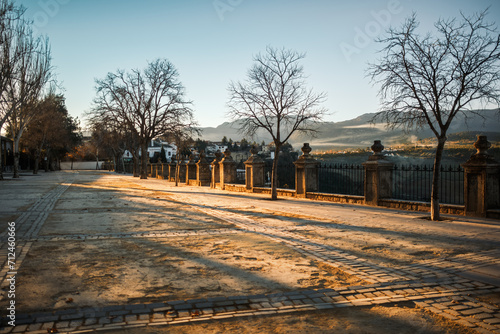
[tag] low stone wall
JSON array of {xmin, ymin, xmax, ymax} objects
[
  {"xmin": 222, "ymin": 184, "xmax": 296, "ymax": 197},
  {"xmin": 60, "ymin": 161, "xmax": 104, "ymax": 170},
  {"xmin": 487, "ymin": 210, "xmax": 500, "ymax": 220},
  {"xmin": 306, "ymin": 192, "xmax": 364, "ymax": 205},
  {"xmin": 143, "ymin": 138, "xmax": 500, "ymax": 219},
  {"xmin": 223, "ymin": 184, "xmax": 247, "ymax": 192},
  {"xmin": 160, "ymin": 177, "xmax": 500, "ymax": 217},
  {"xmin": 253, "ymin": 187, "xmax": 296, "ymax": 197},
  {"xmin": 378, "ymin": 199, "xmax": 464, "ymax": 215},
  {"xmin": 186, "ymin": 180, "xmax": 195, "ymax": 186}
]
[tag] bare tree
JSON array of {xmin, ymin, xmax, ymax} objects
[
  {"xmin": 86, "ymin": 120, "xmax": 130, "ymax": 171},
  {"xmin": 227, "ymin": 46, "xmax": 327, "ymax": 200},
  {"xmin": 87, "ymin": 112, "xmax": 140, "ymax": 175},
  {"xmin": 91, "ymin": 58, "xmax": 196, "ymax": 179},
  {"xmin": 6, "ymin": 27, "xmax": 52, "ymax": 178},
  {"xmin": 0, "ymin": 0, "xmax": 25, "ymax": 179},
  {"xmin": 368, "ymin": 11, "xmax": 500, "ymax": 221}
]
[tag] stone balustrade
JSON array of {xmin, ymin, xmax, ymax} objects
[{"xmin": 135, "ymin": 136, "xmax": 500, "ymax": 219}]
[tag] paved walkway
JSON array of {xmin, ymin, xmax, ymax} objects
[{"xmin": 0, "ymin": 171, "xmax": 499, "ymax": 333}]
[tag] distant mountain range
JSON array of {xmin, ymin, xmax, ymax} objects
[{"xmin": 197, "ymin": 109, "xmax": 500, "ymax": 151}]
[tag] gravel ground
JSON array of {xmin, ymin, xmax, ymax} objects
[{"xmin": 1, "ymin": 170, "xmax": 499, "ymax": 333}]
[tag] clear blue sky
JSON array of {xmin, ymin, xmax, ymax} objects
[{"xmin": 18, "ymin": 0, "xmax": 500, "ymax": 129}]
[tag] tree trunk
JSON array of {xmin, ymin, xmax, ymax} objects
[
  {"xmin": 13, "ymin": 152, "xmax": 20, "ymax": 178},
  {"xmin": 45, "ymin": 149, "xmax": 50, "ymax": 172},
  {"xmin": 13, "ymin": 136, "xmax": 20, "ymax": 178},
  {"xmin": 175, "ymin": 160, "xmax": 179, "ymax": 187},
  {"xmin": 0, "ymin": 138, "xmax": 4, "ymax": 180},
  {"xmin": 121, "ymin": 156, "xmax": 126, "ymax": 174},
  {"xmin": 430, "ymin": 136, "xmax": 446, "ymax": 221},
  {"xmin": 140, "ymin": 142, "xmax": 148, "ymax": 179},
  {"xmin": 132, "ymin": 154, "xmax": 139, "ymax": 177},
  {"xmin": 271, "ymin": 144, "xmax": 281, "ymax": 200},
  {"xmin": 33, "ymin": 150, "xmax": 40, "ymax": 175}
]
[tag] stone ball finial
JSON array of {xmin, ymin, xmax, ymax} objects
[
  {"xmin": 199, "ymin": 150, "xmax": 207, "ymax": 162},
  {"xmin": 474, "ymin": 135, "xmax": 491, "ymax": 156},
  {"xmin": 301, "ymin": 143, "xmax": 312, "ymax": 157},
  {"xmin": 371, "ymin": 140, "xmax": 384, "ymax": 155},
  {"xmin": 250, "ymin": 145, "xmax": 258, "ymax": 156},
  {"xmin": 214, "ymin": 150, "xmax": 222, "ymax": 161},
  {"xmin": 464, "ymin": 135, "xmax": 499, "ymax": 165},
  {"xmin": 224, "ymin": 148, "xmax": 231, "ymax": 157}
]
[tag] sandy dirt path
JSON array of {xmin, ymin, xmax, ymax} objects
[{"xmin": 1, "ymin": 170, "xmax": 499, "ymax": 333}]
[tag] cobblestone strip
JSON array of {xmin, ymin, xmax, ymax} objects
[
  {"xmin": 193, "ymin": 206, "xmax": 500, "ymax": 333},
  {"xmin": 1, "ymin": 190, "xmax": 498, "ymax": 333},
  {"xmin": 200, "ymin": 207, "xmax": 500, "ymax": 285},
  {"xmin": 407, "ymin": 250, "xmax": 500, "ymax": 277},
  {"xmin": 0, "ymin": 182, "xmax": 72, "ymax": 304},
  {"xmin": 415, "ymin": 294, "xmax": 500, "ymax": 332},
  {"xmin": 200, "ymin": 207, "xmax": 408, "ymax": 284},
  {"xmin": 0, "ymin": 228, "xmax": 244, "ymax": 243},
  {"xmin": 1, "ymin": 281, "xmax": 498, "ymax": 334},
  {"xmin": 0, "ymin": 182, "xmax": 72, "ymax": 240}
]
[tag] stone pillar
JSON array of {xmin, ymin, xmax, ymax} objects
[
  {"xmin": 294, "ymin": 143, "xmax": 320, "ymax": 198},
  {"xmin": 151, "ymin": 164, "xmax": 158, "ymax": 178},
  {"xmin": 219, "ymin": 149, "xmax": 237, "ymax": 190},
  {"xmin": 196, "ymin": 151, "xmax": 211, "ymax": 186},
  {"xmin": 244, "ymin": 146, "xmax": 265, "ymax": 192},
  {"xmin": 156, "ymin": 163, "xmax": 163, "ymax": 179},
  {"xmin": 462, "ymin": 135, "xmax": 500, "ymax": 217},
  {"xmin": 362, "ymin": 140, "xmax": 394, "ymax": 206},
  {"xmin": 186, "ymin": 154, "xmax": 197, "ymax": 185},
  {"xmin": 157, "ymin": 163, "xmax": 167, "ymax": 179},
  {"xmin": 163, "ymin": 163, "xmax": 170, "ymax": 179},
  {"xmin": 168, "ymin": 159, "xmax": 176, "ymax": 182},
  {"xmin": 211, "ymin": 151, "xmax": 222, "ymax": 189}
]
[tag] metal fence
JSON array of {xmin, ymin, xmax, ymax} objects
[
  {"xmin": 235, "ymin": 169, "xmax": 246, "ymax": 184},
  {"xmin": 136, "ymin": 160, "xmax": 465, "ymax": 206},
  {"xmin": 115, "ymin": 162, "xmax": 134, "ymax": 174},
  {"xmin": 264, "ymin": 163, "xmax": 296, "ymax": 189},
  {"xmin": 318, "ymin": 164, "xmax": 365, "ymax": 196},
  {"xmin": 392, "ymin": 165, "xmax": 464, "ymax": 205}
]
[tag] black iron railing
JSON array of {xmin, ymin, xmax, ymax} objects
[
  {"xmin": 392, "ymin": 165, "xmax": 464, "ymax": 205},
  {"xmin": 264, "ymin": 163, "xmax": 296, "ymax": 189},
  {"xmin": 318, "ymin": 164, "xmax": 364, "ymax": 196},
  {"xmin": 235, "ymin": 169, "xmax": 246, "ymax": 184}
]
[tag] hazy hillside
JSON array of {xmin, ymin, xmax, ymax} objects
[{"xmin": 198, "ymin": 109, "xmax": 500, "ymax": 151}]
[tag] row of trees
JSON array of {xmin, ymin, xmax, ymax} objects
[
  {"xmin": 18, "ymin": 94, "xmax": 80, "ymax": 173},
  {"xmin": 0, "ymin": 0, "xmax": 78, "ymax": 178},
  {"xmin": 86, "ymin": 10, "xmax": 498, "ymax": 221}
]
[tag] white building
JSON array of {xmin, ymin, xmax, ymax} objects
[
  {"xmin": 122, "ymin": 140, "xmax": 177, "ymax": 162},
  {"xmin": 206, "ymin": 142, "xmax": 228, "ymax": 154},
  {"xmin": 147, "ymin": 140, "xmax": 177, "ymax": 161}
]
